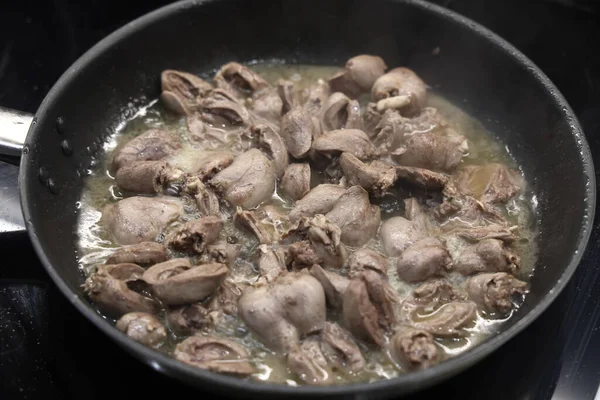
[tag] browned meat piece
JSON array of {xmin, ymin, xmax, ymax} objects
[
  {"xmin": 166, "ymin": 303, "xmax": 211, "ymax": 336},
  {"xmin": 326, "ymin": 186, "xmax": 381, "ymax": 246},
  {"xmin": 238, "ymin": 272, "xmax": 326, "ymax": 351},
  {"xmin": 166, "ymin": 216, "xmax": 223, "ymax": 254},
  {"xmin": 174, "ymin": 335, "xmax": 254, "ymax": 376},
  {"xmin": 199, "ymin": 89, "xmax": 251, "ymax": 126},
  {"xmin": 455, "ymin": 238, "xmax": 520, "ymax": 275},
  {"xmin": 321, "ymin": 92, "xmax": 362, "ymax": 132},
  {"xmin": 320, "ymin": 322, "xmax": 366, "ymax": 373},
  {"xmin": 82, "ymin": 264, "xmax": 158, "ymax": 318},
  {"xmin": 396, "ymin": 237, "xmax": 453, "ymax": 283},
  {"xmin": 210, "ymin": 148, "xmax": 276, "ymax": 208},
  {"xmin": 288, "ymin": 184, "xmax": 347, "ymax": 222},
  {"xmin": 329, "ymin": 55, "xmax": 387, "ymax": 98},
  {"xmin": 111, "ymin": 129, "xmax": 182, "ymax": 171},
  {"xmin": 453, "ymin": 224, "xmax": 518, "ymax": 243},
  {"xmin": 392, "ymin": 128, "xmax": 468, "ymax": 172},
  {"xmin": 258, "ymin": 245, "xmax": 287, "ymax": 282},
  {"xmin": 207, "ymin": 279, "xmax": 248, "ymax": 315},
  {"xmin": 306, "ymin": 215, "xmax": 348, "ymax": 269},
  {"xmin": 412, "ymin": 280, "xmax": 466, "ymax": 308},
  {"xmin": 309, "ymin": 264, "xmax": 350, "ymax": 310},
  {"xmin": 116, "ymin": 312, "xmax": 167, "ymax": 347},
  {"xmin": 411, "ymin": 301, "xmax": 477, "ymax": 337},
  {"xmin": 105, "ymin": 242, "xmax": 167, "ymax": 266},
  {"xmin": 287, "ymin": 338, "xmax": 331, "ymax": 385},
  {"xmin": 280, "ymin": 107, "xmax": 315, "ymax": 159},
  {"xmin": 115, "ymin": 160, "xmax": 168, "ymax": 193},
  {"xmin": 394, "ymin": 166, "xmax": 449, "ymax": 189},
  {"xmin": 287, "ymin": 241, "xmax": 321, "ymax": 271},
  {"xmin": 281, "ymin": 163, "xmax": 311, "ymax": 201},
  {"xmin": 251, "ymin": 124, "xmax": 289, "ymax": 178},
  {"xmin": 338, "ymin": 153, "xmax": 396, "ymax": 196},
  {"xmin": 343, "ymin": 271, "xmax": 397, "ymax": 346},
  {"xmin": 311, "ymin": 129, "xmax": 375, "ymax": 160},
  {"xmin": 214, "ymin": 62, "xmax": 269, "ymax": 99},
  {"xmin": 389, "ymin": 325, "xmax": 439, "ymax": 370},
  {"xmin": 466, "ymin": 272, "xmax": 528, "ymax": 314},
  {"xmin": 250, "ymin": 88, "xmax": 283, "ymax": 123},
  {"xmin": 277, "ymin": 79, "xmax": 299, "ymax": 115},
  {"xmin": 380, "ymin": 216, "xmax": 426, "ymax": 257},
  {"xmin": 101, "ymin": 196, "xmax": 183, "ymax": 245},
  {"xmin": 302, "ymin": 79, "xmax": 330, "ymax": 118},
  {"xmin": 371, "ymin": 67, "xmax": 427, "ymax": 115},
  {"xmin": 454, "ymin": 163, "xmax": 522, "ymax": 204},
  {"xmin": 348, "ymin": 248, "xmax": 389, "ymax": 278},
  {"xmin": 234, "ymin": 208, "xmax": 278, "ymax": 244},
  {"xmin": 199, "ymin": 241, "xmax": 241, "ymax": 265},
  {"xmin": 143, "ymin": 259, "xmax": 228, "ymax": 305},
  {"xmin": 160, "ymin": 69, "xmax": 212, "ymax": 115}
]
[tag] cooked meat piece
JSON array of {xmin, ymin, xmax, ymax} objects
[
  {"xmin": 454, "ymin": 163, "xmax": 522, "ymax": 204},
  {"xmin": 342, "ymin": 276, "xmax": 383, "ymax": 346},
  {"xmin": 166, "ymin": 216, "xmax": 223, "ymax": 254},
  {"xmin": 453, "ymin": 224, "xmax": 518, "ymax": 243},
  {"xmin": 174, "ymin": 335, "xmax": 254, "ymax": 376},
  {"xmin": 338, "ymin": 153, "xmax": 396, "ymax": 196},
  {"xmin": 302, "ymin": 79, "xmax": 330, "ymax": 118},
  {"xmin": 116, "ymin": 312, "xmax": 167, "ymax": 347},
  {"xmin": 111, "ymin": 129, "xmax": 182, "ymax": 171},
  {"xmin": 288, "ymin": 184, "xmax": 347, "ymax": 222},
  {"xmin": 361, "ymin": 270, "xmax": 398, "ymax": 328},
  {"xmin": 287, "ymin": 338, "xmax": 331, "ymax": 385},
  {"xmin": 105, "ymin": 242, "xmax": 167, "ymax": 266},
  {"xmin": 186, "ymin": 151, "xmax": 235, "ymax": 181},
  {"xmin": 326, "ymin": 186, "xmax": 381, "ymax": 246},
  {"xmin": 199, "ymin": 240, "xmax": 241, "ymax": 265},
  {"xmin": 435, "ymin": 186, "xmax": 511, "ymax": 229},
  {"xmin": 347, "ymin": 248, "xmax": 389, "ymax": 278},
  {"xmin": 412, "ymin": 280, "xmax": 466, "ymax": 309},
  {"xmin": 389, "ymin": 325, "xmax": 439, "ymax": 370},
  {"xmin": 329, "ymin": 55, "xmax": 387, "ymax": 98},
  {"xmin": 320, "ymin": 322, "xmax": 366, "ymax": 373},
  {"xmin": 238, "ymin": 272, "xmax": 326, "ymax": 352},
  {"xmin": 258, "ymin": 245, "xmax": 287, "ymax": 282},
  {"xmin": 306, "ymin": 215, "xmax": 348, "ymax": 269},
  {"xmin": 166, "ymin": 302, "xmax": 211, "ymax": 335},
  {"xmin": 309, "ymin": 264, "xmax": 350, "ymax": 310},
  {"xmin": 392, "ymin": 128, "xmax": 468, "ymax": 172},
  {"xmin": 251, "ymin": 124, "xmax": 289, "ymax": 178},
  {"xmin": 277, "ymin": 79, "xmax": 299, "ymax": 115},
  {"xmin": 321, "ymin": 92, "xmax": 362, "ymax": 132},
  {"xmin": 234, "ymin": 208, "xmax": 278, "ymax": 244},
  {"xmin": 371, "ymin": 67, "xmax": 427, "ymax": 115},
  {"xmin": 82, "ymin": 264, "xmax": 158, "ymax": 318},
  {"xmin": 210, "ymin": 148, "xmax": 276, "ymax": 208},
  {"xmin": 281, "ymin": 163, "xmax": 311, "ymax": 201},
  {"xmin": 380, "ymin": 216, "xmax": 426, "ymax": 257},
  {"xmin": 115, "ymin": 160, "xmax": 168, "ymax": 193},
  {"xmin": 280, "ymin": 107, "xmax": 315, "ymax": 159},
  {"xmin": 396, "ymin": 237, "xmax": 453, "ymax": 283},
  {"xmin": 101, "ymin": 196, "xmax": 183, "ymax": 245},
  {"xmin": 455, "ymin": 238, "xmax": 520, "ymax": 275},
  {"xmin": 214, "ymin": 62, "xmax": 269, "ymax": 98},
  {"xmin": 287, "ymin": 241, "xmax": 322, "ymax": 271},
  {"xmin": 250, "ymin": 88, "xmax": 283, "ymax": 123},
  {"xmin": 199, "ymin": 89, "xmax": 251, "ymax": 126},
  {"xmin": 403, "ymin": 197, "xmax": 430, "ymax": 231},
  {"xmin": 207, "ymin": 279, "xmax": 247, "ymax": 315},
  {"xmin": 411, "ymin": 301, "xmax": 477, "ymax": 337},
  {"xmin": 311, "ymin": 129, "xmax": 374, "ymax": 160},
  {"xmin": 143, "ymin": 259, "xmax": 228, "ymax": 305},
  {"xmin": 160, "ymin": 69, "xmax": 212, "ymax": 115},
  {"xmin": 394, "ymin": 166, "xmax": 449, "ymax": 189},
  {"xmin": 466, "ymin": 272, "xmax": 528, "ymax": 314}
]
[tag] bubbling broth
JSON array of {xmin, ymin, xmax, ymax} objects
[{"xmin": 76, "ymin": 59, "xmax": 538, "ymax": 385}]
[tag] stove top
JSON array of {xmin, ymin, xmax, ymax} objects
[{"xmin": 1, "ymin": 0, "xmax": 600, "ymax": 399}]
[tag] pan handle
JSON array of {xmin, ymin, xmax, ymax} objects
[{"xmin": 0, "ymin": 107, "xmax": 33, "ymax": 164}]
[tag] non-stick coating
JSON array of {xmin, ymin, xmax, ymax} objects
[{"xmin": 19, "ymin": 0, "xmax": 595, "ymax": 398}]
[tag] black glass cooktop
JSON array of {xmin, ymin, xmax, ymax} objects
[{"xmin": 1, "ymin": 0, "xmax": 600, "ymax": 399}]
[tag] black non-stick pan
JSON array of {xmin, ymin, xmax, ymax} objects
[{"xmin": 0, "ymin": 0, "xmax": 595, "ymax": 398}]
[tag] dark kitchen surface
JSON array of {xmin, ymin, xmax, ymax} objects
[{"xmin": 1, "ymin": 0, "xmax": 599, "ymax": 399}]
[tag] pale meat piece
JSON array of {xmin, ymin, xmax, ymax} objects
[
  {"xmin": 455, "ymin": 238, "xmax": 520, "ymax": 275},
  {"xmin": 309, "ymin": 264, "xmax": 350, "ymax": 310},
  {"xmin": 454, "ymin": 163, "xmax": 522, "ymax": 204},
  {"xmin": 280, "ymin": 106, "xmax": 315, "ymax": 158},
  {"xmin": 105, "ymin": 242, "xmax": 167, "ymax": 266},
  {"xmin": 465, "ymin": 272, "xmax": 528, "ymax": 314},
  {"xmin": 347, "ymin": 248, "xmax": 389, "ymax": 278},
  {"xmin": 396, "ymin": 237, "xmax": 453, "ymax": 283},
  {"xmin": 311, "ymin": 129, "xmax": 375, "ymax": 160},
  {"xmin": 116, "ymin": 312, "xmax": 167, "ymax": 347},
  {"xmin": 214, "ymin": 62, "xmax": 270, "ymax": 99},
  {"xmin": 281, "ymin": 163, "xmax": 311, "ymax": 201},
  {"xmin": 389, "ymin": 325, "xmax": 440, "ymax": 370},
  {"xmin": 160, "ymin": 69, "xmax": 212, "ymax": 115},
  {"xmin": 329, "ymin": 55, "xmax": 387, "ymax": 98},
  {"xmin": 371, "ymin": 67, "xmax": 427, "ymax": 115},
  {"xmin": 165, "ymin": 216, "xmax": 223, "ymax": 254},
  {"xmin": 174, "ymin": 335, "xmax": 254, "ymax": 376},
  {"xmin": 288, "ymin": 184, "xmax": 347, "ymax": 222},
  {"xmin": 321, "ymin": 92, "xmax": 362, "ymax": 132},
  {"xmin": 111, "ymin": 129, "xmax": 182, "ymax": 171}
]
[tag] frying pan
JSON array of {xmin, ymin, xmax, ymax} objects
[{"xmin": 0, "ymin": 0, "xmax": 595, "ymax": 398}]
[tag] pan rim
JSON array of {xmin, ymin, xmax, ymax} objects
[{"xmin": 19, "ymin": 0, "xmax": 596, "ymax": 396}]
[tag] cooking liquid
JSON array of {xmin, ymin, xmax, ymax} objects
[{"xmin": 75, "ymin": 63, "xmax": 538, "ymax": 384}]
